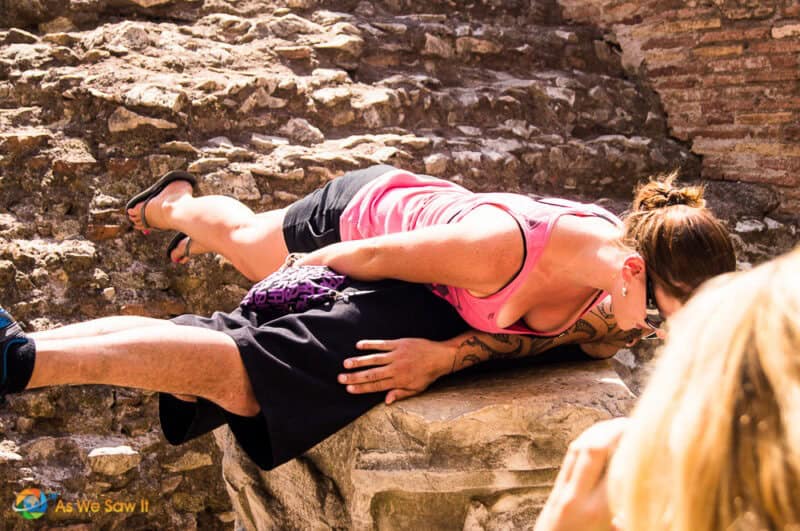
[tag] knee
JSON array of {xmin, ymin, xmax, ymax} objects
[
  {"xmin": 218, "ymin": 372, "xmax": 261, "ymax": 417},
  {"xmin": 223, "ymin": 391, "xmax": 261, "ymax": 417}
]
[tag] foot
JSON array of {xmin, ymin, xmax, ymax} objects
[
  {"xmin": 166, "ymin": 233, "xmax": 210, "ymax": 264},
  {"xmin": 127, "ymin": 179, "xmax": 194, "ymax": 233},
  {"xmin": 0, "ymin": 306, "xmax": 34, "ymax": 395},
  {"xmin": 169, "ymin": 235, "xmax": 192, "ymax": 264}
]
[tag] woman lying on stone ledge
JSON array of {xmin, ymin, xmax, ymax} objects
[
  {"xmin": 0, "ymin": 165, "xmax": 735, "ymax": 471},
  {"xmin": 124, "ymin": 164, "xmax": 734, "ymax": 400},
  {"xmin": 534, "ymin": 246, "xmax": 800, "ymax": 531}
]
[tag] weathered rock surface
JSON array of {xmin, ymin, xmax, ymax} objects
[
  {"xmin": 217, "ymin": 360, "xmax": 634, "ymax": 530},
  {"xmin": 0, "ymin": 0, "xmax": 797, "ymax": 529}
]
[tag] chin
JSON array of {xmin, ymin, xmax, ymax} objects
[{"xmin": 617, "ymin": 320, "xmax": 636, "ymax": 331}]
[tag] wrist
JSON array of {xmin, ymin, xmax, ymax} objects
[{"xmin": 436, "ymin": 338, "xmax": 461, "ymax": 378}]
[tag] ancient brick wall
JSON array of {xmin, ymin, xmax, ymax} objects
[{"xmin": 560, "ymin": 0, "xmax": 800, "ymax": 221}]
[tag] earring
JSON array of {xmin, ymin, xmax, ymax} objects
[{"xmin": 622, "ymin": 285, "xmax": 628, "ymax": 297}]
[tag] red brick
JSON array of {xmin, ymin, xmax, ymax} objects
[
  {"xmin": 643, "ymin": 49, "xmax": 690, "ymax": 67},
  {"xmin": 693, "ymin": 44, "xmax": 744, "ymax": 57},
  {"xmin": 631, "ymin": 17, "xmax": 722, "ymax": 39},
  {"xmin": 658, "ymin": 85, "xmax": 783, "ymax": 103},
  {"xmin": 697, "ymin": 27, "xmax": 771, "ymax": 44},
  {"xmin": 751, "ymin": 40, "xmax": 800, "ymax": 54},
  {"xmin": 736, "ymin": 112, "xmax": 795, "ymax": 125},
  {"xmin": 711, "ymin": 96, "xmax": 789, "ymax": 113},
  {"xmin": 669, "ymin": 6, "xmax": 722, "ymax": 20},
  {"xmin": 768, "ymin": 53, "xmax": 800, "ymax": 68},
  {"xmin": 706, "ymin": 154, "xmax": 800, "ymax": 174},
  {"xmin": 701, "ymin": 164, "xmax": 796, "ymax": 187},
  {"xmin": 717, "ymin": 6, "xmax": 776, "ymax": 21},
  {"xmin": 745, "ymin": 69, "xmax": 800, "ymax": 83},
  {"xmin": 672, "ymin": 124, "xmax": 773, "ymax": 139},
  {"xmin": 784, "ymin": 6, "xmax": 800, "ymax": 18},
  {"xmin": 642, "ymin": 35, "xmax": 697, "ymax": 51},
  {"xmin": 709, "ymin": 55, "xmax": 771, "ymax": 73},
  {"xmin": 749, "ymin": 98, "xmax": 800, "ymax": 112},
  {"xmin": 771, "ymin": 22, "xmax": 800, "ymax": 39},
  {"xmin": 652, "ymin": 75, "xmax": 701, "ymax": 89},
  {"xmin": 647, "ymin": 62, "xmax": 707, "ymax": 77},
  {"xmin": 700, "ymin": 72, "xmax": 747, "ymax": 87}
]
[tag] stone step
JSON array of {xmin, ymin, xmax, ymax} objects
[
  {"xmin": 320, "ymin": 0, "xmax": 561, "ymax": 24},
  {"xmin": 2, "ymin": 66, "xmax": 654, "ymax": 144}
]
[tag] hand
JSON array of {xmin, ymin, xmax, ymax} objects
[
  {"xmin": 534, "ymin": 417, "xmax": 628, "ymax": 531},
  {"xmin": 338, "ymin": 338, "xmax": 454, "ymax": 405}
]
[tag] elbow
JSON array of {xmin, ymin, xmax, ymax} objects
[
  {"xmin": 328, "ymin": 240, "xmax": 385, "ymax": 281},
  {"xmin": 356, "ymin": 241, "xmax": 384, "ymax": 279}
]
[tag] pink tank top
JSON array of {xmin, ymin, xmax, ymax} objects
[{"xmin": 339, "ymin": 169, "xmax": 623, "ymax": 336}]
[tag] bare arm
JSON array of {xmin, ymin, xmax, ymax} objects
[
  {"xmin": 340, "ymin": 296, "xmax": 642, "ymax": 403},
  {"xmin": 295, "ymin": 206, "xmax": 523, "ymax": 294}
]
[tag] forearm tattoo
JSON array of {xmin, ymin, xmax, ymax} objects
[
  {"xmin": 448, "ymin": 297, "xmax": 649, "ymax": 373},
  {"xmin": 452, "ymin": 333, "xmax": 556, "ymax": 372},
  {"xmin": 573, "ymin": 319, "xmax": 598, "ymax": 340}
]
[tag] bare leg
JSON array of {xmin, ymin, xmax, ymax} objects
[
  {"xmin": 30, "ymin": 315, "xmax": 174, "ymax": 341},
  {"xmin": 127, "ymin": 181, "xmax": 290, "ymax": 281},
  {"xmin": 29, "ymin": 317, "xmax": 199, "ymax": 403},
  {"xmin": 27, "ymin": 322, "xmax": 259, "ymax": 416}
]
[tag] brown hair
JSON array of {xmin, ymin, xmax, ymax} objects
[{"xmin": 624, "ymin": 170, "xmax": 736, "ymax": 301}]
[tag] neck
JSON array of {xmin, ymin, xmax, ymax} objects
[{"xmin": 552, "ymin": 230, "xmax": 627, "ymax": 295}]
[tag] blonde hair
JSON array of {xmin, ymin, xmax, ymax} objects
[
  {"xmin": 624, "ymin": 171, "xmax": 736, "ymax": 300},
  {"xmin": 608, "ymin": 247, "xmax": 800, "ymax": 530}
]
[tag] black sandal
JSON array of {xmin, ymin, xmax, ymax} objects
[
  {"xmin": 166, "ymin": 232, "xmax": 192, "ymax": 263},
  {"xmin": 125, "ymin": 170, "xmax": 197, "ymax": 230}
]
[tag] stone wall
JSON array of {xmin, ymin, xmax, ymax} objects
[
  {"xmin": 0, "ymin": 0, "xmax": 798, "ymax": 529},
  {"xmin": 559, "ymin": 0, "xmax": 800, "ymax": 222}
]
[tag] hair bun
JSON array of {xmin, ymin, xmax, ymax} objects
[{"xmin": 632, "ymin": 170, "xmax": 706, "ymax": 212}]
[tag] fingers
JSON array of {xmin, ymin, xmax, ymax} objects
[
  {"xmin": 356, "ymin": 339, "xmax": 398, "ymax": 351},
  {"xmin": 565, "ymin": 442, "xmax": 610, "ymax": 496},
  {"xmin": 562, "ymin": 418, "xmax": 628, "ymax": 487},
  {"xmin": 344, "ymin": 379, "xmax": 394, "ymax": 394},
  {"xmin": 338, "ymin": 365, "xmax": 391, "ymax": 385},
  {"xmin": 385, "ymin": 388, "xmax": 419, "ymax": 405},
  {"xmin": 342, "ymin": 353, "xmax": 391, "ymax": 369}
]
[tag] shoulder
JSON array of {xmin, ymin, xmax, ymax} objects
[
  {"xmin": 458, "ymin": 204, "xmax": 523, "ymax": 242},
  {"xmin": 550, "ymin": 213, "xmax": 622, "ymax": 246}
]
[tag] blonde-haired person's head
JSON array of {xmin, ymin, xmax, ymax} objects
[{"xmin": 608, "ymin": 247, "xmax": 800, "ymax": 530}]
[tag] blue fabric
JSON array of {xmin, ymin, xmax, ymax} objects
[{"xmin": 1, "ymin": 338, "xmax": 26, "ymax": 385}]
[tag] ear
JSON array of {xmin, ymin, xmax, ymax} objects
[{"xmin": 621, "ymin": 254, "xmax": 645, "ymax": 284}]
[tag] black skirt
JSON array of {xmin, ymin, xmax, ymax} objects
[{"xmin": 160, "ymin": 278, "xmax": 469, "ymax": 470}]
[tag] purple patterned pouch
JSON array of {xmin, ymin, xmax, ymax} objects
[{"xmin": 240, "ymin": 262, "xmax": 347, "ymax": 314}]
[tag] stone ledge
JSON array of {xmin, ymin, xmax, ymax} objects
[{"xmin": 216, "ymin": 359, "xmax": 634, "ymax": 530}]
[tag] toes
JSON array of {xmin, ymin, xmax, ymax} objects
[
  {"xmin": 127, "ymin": 207, "xmax": 143, "ymax": 229},
  {"xmin": 170, "ymin": 239, "xmax": 190, "ymax": 263}
]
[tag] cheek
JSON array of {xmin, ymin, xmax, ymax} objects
[{"xmin": 615, "ymin": 300, "xmax": 641, "ymax": 331}]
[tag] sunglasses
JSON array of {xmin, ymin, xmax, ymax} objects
[{"xmin": 643, "ymin": 275, "xmax": 666, "ymax": 339}]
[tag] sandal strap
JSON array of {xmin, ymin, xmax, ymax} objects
[{"xmin": 139, "ymin": 197, "xmax": 153, "ymax": 229}]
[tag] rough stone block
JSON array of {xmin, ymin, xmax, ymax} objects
[
  {"xmin": 218, "ymin": 361, "xmax": 634, "ymax": 530},
  {"xmin": 88, "ymin": 445, "xmax": 141, "ymax": 475}
]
